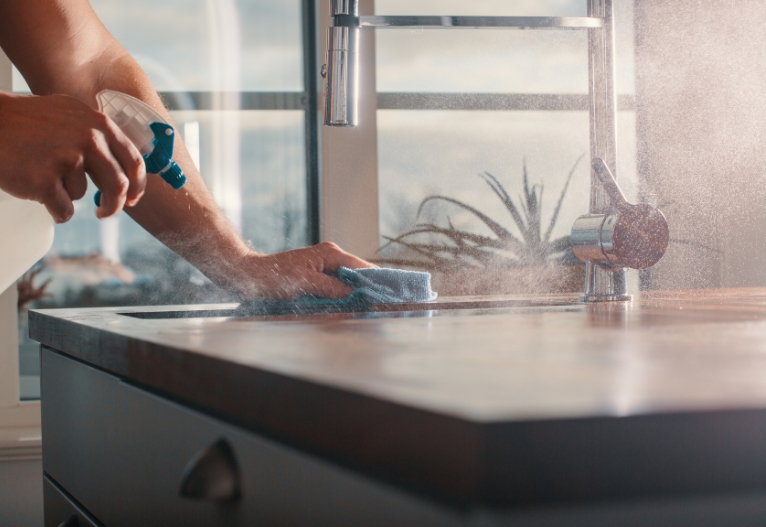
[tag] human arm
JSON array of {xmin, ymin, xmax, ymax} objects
[{"xmin": 0, "ymin": 0, "xmax": 372, "ymax": 299}]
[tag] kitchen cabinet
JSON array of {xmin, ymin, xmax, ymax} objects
[{"xmin": 31, "ymin": 291, "xmax": 766, "ymax": 526}]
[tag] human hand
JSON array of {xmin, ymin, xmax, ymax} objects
[
  {"xmin": 220, "ymin": 242, "xmax": 377, "ymax": 301},
  {"xmin": 0, "ymin": 92, "xmax": 146, "ymax": 223}
]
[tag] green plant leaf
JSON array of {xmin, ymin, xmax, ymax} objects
[
  {"xmin": 384, "ymin": 224, "xmax": 507, "ymax": 251},
  {"xmin": 383, "ymin": 155, "xmax": 586, "ymax": 272},
  {"xmin": 480, "ymin": 172, "xmax": 527, "ymax": 235},
  {"xmin": 417, "ymin": 195, "xmax": 520, "ymax": 243},
  {"xmin": 523, "ymin": 158, "xmax": 531, "ymax": 207},
  {"xmin": 544, "ymin": 153, "xmax": 584, "ymax": 243},
  {"xmin": 382, "ymin": 236, "xmax": 501, "ymax": 268},
  {"xmin": 520, "ymin": 159, "xmax": 542, "ymax": 244}
]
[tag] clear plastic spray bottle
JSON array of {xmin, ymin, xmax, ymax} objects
[
  {"xmin": 0, "ymin": 192, "xmax": 54, "ymax": 295},
  {"xmin": 94, "ymin": 89, "xmax": 187, "ymax": 206}
]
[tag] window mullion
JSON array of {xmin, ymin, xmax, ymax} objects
[
  {"xmin": 302, "ymin": 0, "xmax": 321, "ymax": 245},
  {"xmin": 0, "ymin": 49, "xmax": 20, "ymax": 410}
]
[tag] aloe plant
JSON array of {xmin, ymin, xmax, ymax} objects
[{"xmin": 380, "ymin": 155, "xmax": 585, "ymax": 270}]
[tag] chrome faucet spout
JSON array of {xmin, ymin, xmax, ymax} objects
[{"xmin": 324, "ymin": 0, "xmax": 359, "ymax": 126}]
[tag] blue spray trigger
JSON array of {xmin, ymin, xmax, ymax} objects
[
  {"xmin": 144, "ymin": 122, "xmax": 175, "ymax": 174},
  {"xmin": 93, "ymin": 121, "xmax": 186, "ymax": 207}
]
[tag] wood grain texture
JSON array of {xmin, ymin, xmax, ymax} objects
[{"xmin": 29, "ymin": 290, "xmax": 766, "ymax": 507}]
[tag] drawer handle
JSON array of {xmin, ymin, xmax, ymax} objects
[
  {"xmin": 180, "ymin": 438, "xmax": 241, "ymax": 502},
  {"xmin": 57, "ymin": 516, "xmax": 79, "ymax": 527}
]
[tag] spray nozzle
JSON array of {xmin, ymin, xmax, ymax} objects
[{"xmin": 93, "ymin": 90, "xmax": 187, "ymax": 207}]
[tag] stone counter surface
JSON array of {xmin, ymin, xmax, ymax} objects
[{"xmin": 28, "ymin": 290, "xmax": 766, "ymax": 508}]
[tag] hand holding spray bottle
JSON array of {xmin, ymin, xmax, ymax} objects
[
  {"xmin": 94, "ymin": 89, "xmax": 187, "ymax": 206},
  {"xmin": 0, "ymin": 90, "xmax": 187, "ymax": 295}
]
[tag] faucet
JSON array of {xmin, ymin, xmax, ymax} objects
[
  {"xmin": 322, "ymin": 0, "xmax": 669, "ymax": 302},
  {"xmin": 571, "ymin": 158, "xmax": 668, "ymax": 275}
]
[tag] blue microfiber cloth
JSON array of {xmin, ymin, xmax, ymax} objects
[
  {"xmin": 330, "ymin": 266, "xmax": 437, "ymax": 304},
  {"xmin": 247, "ymin": 267, "xmax": 437, "ymax": 312}
]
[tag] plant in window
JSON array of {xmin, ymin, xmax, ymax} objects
[
  {"xmin": 17, "ymin": 264, "xmax": 52, "ymax": 310},
  {"xmin": 381, "ymin": 155, "xmax": 585, "ymax": 272}
]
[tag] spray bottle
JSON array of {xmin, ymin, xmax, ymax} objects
[
  {"xmin": 0, "ymin": 192, "xmax": 54, "ymax": 295},
  {"xmin": 93, "ymin": 89, "xmax": 187, "ymax": 206}
]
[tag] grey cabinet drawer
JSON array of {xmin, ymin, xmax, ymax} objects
[
  {"xmin": 44, "ymin": 475, "xmax": 100, "ymax": 527},
  {"xmin": 41, "ymin": 348, "xmax": 456, "ymax": 527}
]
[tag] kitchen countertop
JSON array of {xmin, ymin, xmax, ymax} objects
[{"xmin": 28, "ymin": 289, "xmax": 766, "ymax": 508}]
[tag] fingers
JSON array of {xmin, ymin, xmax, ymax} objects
[
  {"xmin": 42, "ymin": 181, "xmax": 75, "ymax": 223},
  {"xmin": 84, "ymin": 132, "xmax": 130, "ymax": 219},
  {"xmin": 314, "ymin": 242, "xmax": 377, "ymax": 271},
  {"xmin": 288, "ymin": 242, "xmax": 374, "ymax": 299},
  {"xmin": 102, "ymin": 117, "xmax": 146, "ymax": 206},
  {"xmin": 0, "ymin": 93, "xmax": 148, "ymax": 221},
  {"xmin": 81, "ymin": 108, "xmax": 146, "ymax": 217},
  {"xmin": 302, "ymin": 272, "xmax": 355, "ymax": 299},
  {"xmin": 62, "ymin": 163, "xmax": 88, "ymax": 202}
]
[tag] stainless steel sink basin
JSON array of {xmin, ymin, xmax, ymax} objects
[{"xmin": 118, "ymin": 294, "xmax": 582, "ymax": 319}]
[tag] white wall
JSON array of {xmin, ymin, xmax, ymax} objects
[
  {"xmin": 0, "ymin": 459, "xmax": 43, "ymax": 527},
  {"xmin": 0, "ymin": 47, "xmax": 43, "ymax": 527}
]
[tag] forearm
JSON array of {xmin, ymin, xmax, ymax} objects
[
  {"xmin": 58, "ymin": 51, "xmax": 255, "ymax": 287},
  {"xmin": 92, "ymin": 55, "xmax": 254, "ymax": 283},
  {"xmin": 89, "ymin": 56, "xmax": 255, "ymax": 288}
]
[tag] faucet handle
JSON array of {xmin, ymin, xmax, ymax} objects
[
  {"xmin": 571, "ymin": 158, "xmax": 670, "ymax": 271},
  {"xmin": 592, "ymin": 158, "xmax": 629, "ymax": 212}
]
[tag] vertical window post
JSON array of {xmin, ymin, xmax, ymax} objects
[
  {"xmin": 0, "ymin": 49, "xmax": 20, "ymax": 409},
  {"xmin": 302, "ymin": 0, "xmax": 321, "ymax": 245}
]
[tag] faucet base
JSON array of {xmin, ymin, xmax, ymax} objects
[
  {"xmin": 582, "ymin": 293, "xmax": 632, "ymax": 303},
  {"xmin": 583, "ymin": 263, "xmax": 630, "ymax": 303}
]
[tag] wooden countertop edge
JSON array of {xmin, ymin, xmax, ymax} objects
[
  {"xmin": 31, "ymin": 310, "xmax": 484, "ymax": 506},
  {"xmin": 29, "ymin": 293, "xmax": 766, "ymax": 507}
]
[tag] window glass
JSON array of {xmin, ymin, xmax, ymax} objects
[
  {"xmin": 375, "ymin": 0, "xmax": 635, "ymax": 95},
  {"xmin": 376, "ymin": 30, "xmax": 588, "ymax": 94},
  {"xmin": 378, "ymin": 111, "xmax": 637, "ymax": 242},
  {"xmin": 375, "ymin": 0, "xmax": 637, "ymax": 296},
  {"xmin": 91, "ymin": 0, "xmax": 303, "ymax": 92},
  {"xmin": 375, "ymin": 0, "xmax": 587, "ymax": 16},
  {"xmin": 14, "ymin": 0, "xmax": 304, "ymax": 93}
]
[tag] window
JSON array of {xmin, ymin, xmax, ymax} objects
[
  {"xmin": 371, "ymin": 0, "xmax": 637, "ymax": 295},
  {"xmin": 13, "ymin": 0, "xmax": 321, "ymax": 400}
]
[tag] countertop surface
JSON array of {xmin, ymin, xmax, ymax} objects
[{"xmin": 29, "ymin": 289, "xmax": 766, "ymax": 507}]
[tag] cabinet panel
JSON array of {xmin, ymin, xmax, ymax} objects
[
  {"xmin": 44, "ymin": 476, "xmax": 100, "ymax": 527},
  {"xmin": 41, "ymin": 348, "xmax": 457, "ymax": 527}
]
